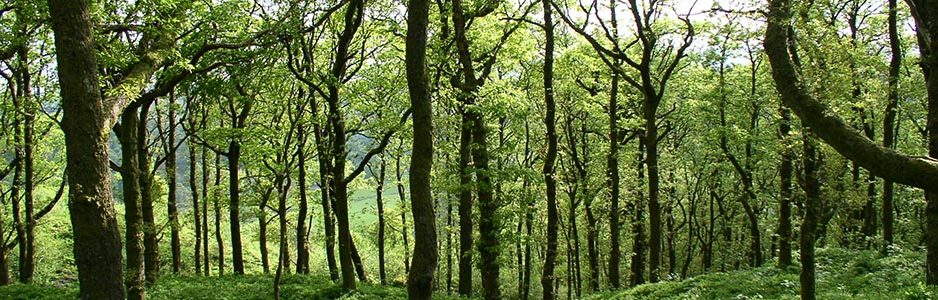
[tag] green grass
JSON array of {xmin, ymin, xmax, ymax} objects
[
  {"xmin": 1, "ymin": 247, "xmax": 936, "ymax": 299},
  {"xmin": 0, "ymin": 275, "xmax": 462, "ymax": 300},
  {"xmin": 587, "ymin": 247, "xmax": 938, "ymax": 300}
]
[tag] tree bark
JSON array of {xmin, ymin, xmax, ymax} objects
[
  {"xmin": 457, "ymin": 113, "xmax": 473, "ymax": 297},
  {"xmin": 139, "ymin": 102, "xmax": 159, "ymax": 283},
  {"xmin": 295, "ymin": 121, "xmax": 310, "ymax": 274},
  {"xmin": 800, "ymin": 132, "xmax": 820, "ymax": 300},
  {"xmin": 630, "ymin": 140, "xmax": 646, "ymax": 286},
  {"xmin": 777, "ymin": 107, "xmax": 793, "ymax": 267},
  {"xmin": 167, "ymin": 97, "xmax": 181, "ymax": 274},
  {"xmin": 228, "ymin": 140, "xmax": 245, "ymax": 274},
  {"xmin": 376, "ymin": 158, "xmax": 387, "ymax": 285},
  {"xmin": 397, "ymin": 157, "xmax": 411, "ymax": 274},
  {"xmin": 541, "ymin": 0, "xmax": 559, "ymax": 296},
  {"xmin": 189, "ymin": 137, "xmax": 202, "ymax": 274},
  {"xmin": 119, "ymin": 109, "xmax": 146, "ymax": 300},
  {"xmin": 214, "ymin": 152, "xmax": 225, "ymax": 275},
  {"xmin": 607, "ymin": 70, "xmax": 621, "ymax": 289},
  {"xmin": 48, "ymin": 0, "xmax": 126, "ymax": 297},
  {"xmin": 405, "ymin": 0, "xmax": 439, "ymax": 292},
  {"xmin": 881, "ymin": 0, "xmax": 901, "ymax": 253}
]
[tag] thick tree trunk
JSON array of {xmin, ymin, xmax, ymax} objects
[
  {"xmin": 119, "ymin": 109, "xmax": 146, "ymax": 300},
  {"xmin": 49, "ymin": 0, "xmax": 126, "ymax": 296},
  {"xmin": 405, "ymin": 0, "xmax": 439, "ymax": 293}
]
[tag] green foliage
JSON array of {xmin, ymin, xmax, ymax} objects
[
  {"xmin": 587, "ymin": 248, "xmax": 938, "ymax": 300},
  {"xmin": 0, "ymin": 275, "xmax": 467, "ymax": 300}
]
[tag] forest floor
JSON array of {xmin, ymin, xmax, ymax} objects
[{"xmin": 0, "ymin": 248, "xmax": 935, "ymax": 299}]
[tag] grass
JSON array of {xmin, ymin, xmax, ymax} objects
[
  {"xmin": 587, "ymin": 247, "xmax": 938, "ymax": 300},
  {"xmin": 2, "ymin": 247, "xmax": 937, "ymax": 299},
  {"xmin": 0, "ymin": 274, "xmax": 462, "ymax": 300}
]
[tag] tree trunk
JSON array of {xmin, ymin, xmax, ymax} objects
[
  {"xmin": 457, "ymin": 113, "xmax": 473, "ymax": 297},
  {"xmin": 404, "ymin": 0, "xmax": 439, "ymax": 293},
  {"xmin": 228, "ymin": 141, "xmax": 245, "ymax": 274},
  {"xmin": 881, "ymin": 0, "xmax": 901, "ymax": 253},
  {"xmin": 49, "ymin": 0, "xmax": 127, "ymax": 296},
  {"xmin": 800, "ymin": 132, "xmax": 820, "ymax": 300},
  {"xmin": 259, "ymin": 188, "xmax": 272, "ymax": 274},
  {"xmin": 607, "ymin": 70, "xmax": 621, "ymax": 289},
  {"xmin": 167, "ymin": 99, "xmax": 181, "ymax": 274},
  {"xmin": 630, "ymin": 141, "xmax": 646, "ymax": 286},
  {"xmin": 214, "ymin": 153, "xmax": 225, "ymax": 275},
  {"xmin": 376, "ymin": 158, "xmax": 387, "ymax": 285},
  {"xmin": 201, "ymin": 142, "xmax": 211, "ymax": 276},
  {"xmin": 119, "ymin": 109, "xmax": 146, "ymax": 300},
  {"xmin": 295, "ymin": 122, "xmax": 310, "ymax": 274},
  {"xmin": 778, "ymin": 107, "xmax": 793, "ymax": 267},
  {"xmin": 189, "ymin": 138, "xmax": 202, "ymax": 274},
  {"xmin": 644, "ymin": 96, "xmax": 662, "ymax": 283},
  {"xmin": 397, "ymin": 157, "xmax": 411, "ymax": 273},
  {"xmin": 139, "ymin": 103, "xmax": 159, "ymax": 284},
  {"xmin": 15, "ymin": 27, "xmax": 36, "ymax": 282},
  {"xmin": 541, "ymin": 1, "xmax": 559, "ymax": 296}
]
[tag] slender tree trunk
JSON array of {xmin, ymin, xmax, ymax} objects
[
  {"xmin": 778, "ymin": 107, "xmax": 793, "ymax": 267},
  {"xmin": 376, "ymin": 158, "xmax": 387, "ymax": 285},
  {"xmin": 630, "ymin": 141, "xmax": 646, "ymax": 286},
  {"xmin": 189, "ymin": 139, "xmax": 202, "ymax": 274},
  {"xmin": 296, "ymin": 123, "xmax": 310, "ymax": 274},
  {"xmin": 139, "ymin": 103, "xmax": 159, "ymax": 284},
  {"xmin": 315, "ymin": 128, "xmax": 338, "ymax": 281},
  {"xmin": 801, "ymin": 132, "xmax": 820, "ymax": 300},
  {"xmin": 405, "ymin": 1, "xmax": 439, "ymax": 293},
  {"xmin": 644, "ymin": 96, "xmax": 662, "ymax": 283},
  {"xmin": 540, "ymin": 1, "xmax": 559, "ymax": 299},
  {"xmin": 214, "ymin": 153, "xmax": 225, "ymax": 275},
  {"xmin": 167, "ymin": 99, "xmax": 181, "ymax": 274},
  {"xmin": 881, "ymin": 0, "xmax": 901, "ymax": 254},
  {"xmin": 15, "ymin": 30, "xmax": 36, "ymax": 283},
  {"xmin": 259, "ymin": 188, "xmax": 272, "ymax": 274},
  {"xmin": 201, "ymin": 141, "xmax": 211, "ymax": 276},
  {"xmin": 119, "ymin": 109, "xmax": 146, "ymax": 300},
  {"xmin": 228, "ymin": 141, "xmax": 245, "ymax": 274},
  {"xmin": 397, "ymin": 157, "xmax": 411, "ymax": 273},
  {"xmin": 457, "ymin": 114, "xmax": 473, "ymax": 297},
  {"xmin": 607, "ymin": 71, "xmax": 621, "ymax": 289}
]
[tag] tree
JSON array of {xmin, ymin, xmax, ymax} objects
[
  {"xmin": 404, "ymin": 0, "xmax": 439, "ymax": 293},
  {"xmin": 48, "ymin": 0, "xmax": 125, "ymax": 297},
  {"xmin": 764, "ymin": 0, "xmax": 938, "ymax": 285},
  {"xmin": 541, "ymin": 0, "xmax": 560, "ymax": 297}
]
